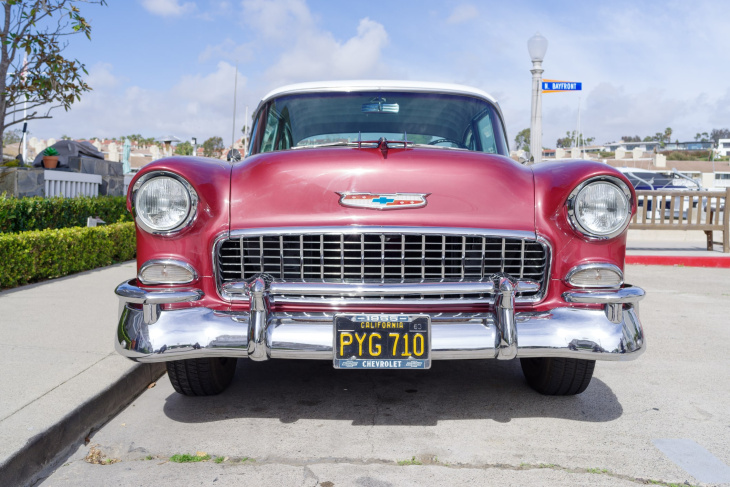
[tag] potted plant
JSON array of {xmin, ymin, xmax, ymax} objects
[{"xmin": 42, "ymin": 147, "xmax": 59, "ymax": 169}]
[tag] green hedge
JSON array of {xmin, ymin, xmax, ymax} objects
[
  {"xmin": 0, "ymin": 222, "xmax": 136, "ymax": 289},
  {"xmin": 0, "ymin": 195, "xmax": 132, "ymax": 233}
]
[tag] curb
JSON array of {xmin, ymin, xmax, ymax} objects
[
  {"xmin": 626, "ymin": 255, "xmax": 730, "ymax": 268},
  {"xmin": 0, "ymin": 362, "xmax": 165, "ymax": 487}
]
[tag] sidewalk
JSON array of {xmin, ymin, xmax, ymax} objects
[
  {"xmin": 627, "ymin": 233, "xmax": 730, "ymax": 267},
  {"xmin": 0, "ymin": 262, "xmax": 164, "ymax": 487}
]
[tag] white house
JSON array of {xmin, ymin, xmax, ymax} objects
[{"xmin": 717, "ymin": 139, "xmax": 730, "ymax": 157}]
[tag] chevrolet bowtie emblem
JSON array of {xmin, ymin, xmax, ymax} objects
[{"xmin": 337, "ymin": 192, "xmax": 429, "ymax": 210}]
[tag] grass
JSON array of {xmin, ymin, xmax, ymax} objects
[
  {"xmin": 214, "ymin": 456, "xmax": 225, "ymax": 464},
  {"xmin": 170, "ymin": 453, "xmax": 211, "ymax": 463},
  {"xmin": 587, "ymin": 467, "xmax": 609, "ymax": 474},
  {"xmin": 397, "ymin": 456, "xmax": 422, "ymax": 466}
]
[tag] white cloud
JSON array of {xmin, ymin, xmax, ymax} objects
[
  {"xmin": 241, "ymin": 0, "xmax": 314, "ymax": 42},
  {"xmin": 37, "ymin": 62, "xmax": 247, "ymax": 142},
  {"xmin": 85, "ymin": 63, "xmax": 122, "ymax": 90},
  {"xmin": 446, "ymin": 4, "xmax": 479, "ymax": 25},
  {"xmin": 140, "ymin": 0, "xmax": 196, "ymax": 17},
  {"xmin": 264, "ymin": 17, "xmax": 389, "ymax": 85}
]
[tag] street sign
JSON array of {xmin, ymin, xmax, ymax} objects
[{"xmin": 542, "ymin": 79, "xmax": 582, "ymax": 93}]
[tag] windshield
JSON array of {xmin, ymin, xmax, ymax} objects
[{"xmin": 248, "ymin": 91, "xmax": 508, "ymax": 156}]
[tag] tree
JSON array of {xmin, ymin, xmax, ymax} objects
[
  {"xmin": 663, "ymin": 127, "xmax": 672, "ymax": 145},
  {"xmin": 2, "ymin": 127, "xmax": 21, "ymax": 146},
  {"xmin": 621, "ymin": 135, "xmax": 641, "ymax": 142},
  {"xmin": 202, "ymin": 136, "xmax": 224, "ymax": 157},
  {"xmin": 695, "ymin": 132, "xmax": 710, "ymax": 143},
  {"xmin": 0, "ymin": 1, "xmax": 107, "ymax": 161},
  {"xmin": 709, "ymin": 128, "xmax": 730, "ymax": 145},
  {"xmin": 514, "ymin": 128, "xmax": 530, "ymax": 151},
  {"xmin": 556, "ymin": 130, "xmax": 594, "ymax": 149},
  {"xmin": 174, "ymin": 141, "xmax": 193, "ymax": 156}
]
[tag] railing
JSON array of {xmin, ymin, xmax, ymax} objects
[
  {"xmin": 44, "ymin": 170, "xmax": 102, "ymax": 198},
  {"xmin": 630, "ymin": 188, "xmax": 729, "ymax": 253}
]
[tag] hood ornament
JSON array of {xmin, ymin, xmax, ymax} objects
[{"xmin": 337, "ymin": 192, "xmax": 429, "ymax": 210}]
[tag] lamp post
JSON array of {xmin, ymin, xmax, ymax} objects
[{"xmin": 528, "ymin": 32, "xmax": 548, "ymax": 164}]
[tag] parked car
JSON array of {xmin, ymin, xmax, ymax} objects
[
  {"xmin": 617, "ymin": 168, "xmax": 704, "ymax": 218},
  {"xmin": 115, "ymin": 81, "xmax": 646, "ymax": 397}
]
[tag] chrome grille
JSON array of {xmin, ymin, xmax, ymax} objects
[{"xmin": 216, "ymin": 231, "xmax": 548, "ymax": 298}]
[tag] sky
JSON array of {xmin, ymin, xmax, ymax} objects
[{"xmin": 11, "ymin": 0, "xmax": 730, "ymax": 149}]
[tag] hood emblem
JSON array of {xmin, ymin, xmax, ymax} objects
[{"xmin": 337, "ymin": 192, "xmax": 429, "ymax": 210}]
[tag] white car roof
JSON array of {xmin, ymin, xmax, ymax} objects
[{"xmin": 258, "ymin": 80, "xmax": 499, "ymax": 107}]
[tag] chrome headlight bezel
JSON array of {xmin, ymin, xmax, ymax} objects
[
  {"xmin": 132, "ymin": 171, "xmax": 199, "ymax": 235},
  {"xmin": 566, "ymin": 176, "xmax": 632, "ymax": 240}
]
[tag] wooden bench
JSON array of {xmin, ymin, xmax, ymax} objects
[{"xmin": 630, "ymin": 188, "xmax": 729, "ymax": 253}]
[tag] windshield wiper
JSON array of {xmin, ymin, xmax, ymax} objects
[{"xmin": 291, "ymin": 141, "xmax": 355, "ymax": 149}]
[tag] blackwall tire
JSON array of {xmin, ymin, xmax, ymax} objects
[
  {"xmin": 520, "ymin": 357, "xmax": 595, "ymax": 396},
  {"xmin": 166, "ymin": 357, "xmax": 237, "ymax": 396}
]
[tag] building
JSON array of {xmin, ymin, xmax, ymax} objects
[
  {"xmin": 603, "ymin": 141, "xmax": 661, "ymax": 153},
  {"xmin": 716, "ymin": 139, "xmax": 730, "ymax": 157},
  {"xmin": 663, "ymin": 141, "xmax": 714, "ymax": 151}
]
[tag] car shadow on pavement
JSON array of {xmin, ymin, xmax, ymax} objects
[{"xmin": 162, "ymin": 359, "xmax": 623, "ymax": 426}]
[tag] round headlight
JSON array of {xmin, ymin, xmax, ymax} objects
[
  {"xmin": 568, "ymin": 178, "xmax": 631, "ymax": 239},
  {"xmin": 134, "ymin": 174, "xmax": 197, "ymax": 234}
]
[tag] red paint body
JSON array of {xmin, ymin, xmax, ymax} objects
[{"xmin": 128, "ymin": 147, "xmax": 637, "ymax": 314}]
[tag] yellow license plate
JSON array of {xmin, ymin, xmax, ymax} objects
[{"xmin": 333, "ymin": 314, "xmax": 431, "ymax": 369}]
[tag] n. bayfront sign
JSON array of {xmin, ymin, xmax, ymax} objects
[{"xmin": 542, "ymin": 79, "xmax": 582, "ymax": 93}]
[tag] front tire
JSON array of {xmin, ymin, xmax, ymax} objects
[
  {"xmin": 520, "ymin": 357, "xmax": 595, "ymax": 395},
  {"xmin": 166, "ymin": 357, "xmax": 237, "ymax": 396}
]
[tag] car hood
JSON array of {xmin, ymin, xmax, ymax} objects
[{"xmin": 229, "ymin": 147, "xmax": 536, "ymax": 232}]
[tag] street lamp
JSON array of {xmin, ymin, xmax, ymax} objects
[
  {"xmin": 192, "ymin": 137, "xmax": 197, "ymax": 156},
  {"xmin": 528, "ymin": 32, "xmax": 548, "ymax": 164}
]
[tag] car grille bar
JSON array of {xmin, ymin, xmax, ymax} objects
[{"xmin": 216, "ymin": 230, "xmax": 549, "ymax": 300}]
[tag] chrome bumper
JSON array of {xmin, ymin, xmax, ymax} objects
[{"xmin": 115, "ymin": 279, "xmax": 646, "ymax": 363}]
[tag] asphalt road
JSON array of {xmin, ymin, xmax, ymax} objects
[{"xmin": 38, "ymin": 265, "xmax": 730, "ymax": 487}]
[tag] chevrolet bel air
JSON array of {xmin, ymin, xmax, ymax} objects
[{"xmin": 115, "ymin": 80, "xmax": 645, "ymax": 396}]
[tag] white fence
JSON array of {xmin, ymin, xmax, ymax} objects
[{"xmin": 44, "ymin": 170, "xmax": 102, "ymax": 198}]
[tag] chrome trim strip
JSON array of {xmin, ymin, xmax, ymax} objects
[
  {"xmin": 269, "ymin": 296, "xmax": 492, "ymax": 307},
  {"xmin": 115, "ymin": 280, "xmax": 203, "ymax": 305},
  {"xmin": 131, "ymin": 171, "xmax": 199, "ymax": 236},
  {"xmin": 138, "ymin": 259, "xmax": 198, "ymax": 285},
  {"xmin": 227, "ymin": 226, "xmax": 538, "ymax": 239},
  {"xmin": 270, "ymin": 281, "xmax": 497, "ymax": 296},
  {"xmin": 564, "ymin": 262, "xmax": 623, "ymax": 289},
  {"xmin": 562, "ymin": 285, "xmax": 645, "ymax": 305}
]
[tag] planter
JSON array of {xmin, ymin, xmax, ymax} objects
[{"xmin": 42, "ymin": 156, "xmax": 59, "ymax": 169}]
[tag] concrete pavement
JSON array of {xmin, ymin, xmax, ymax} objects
[
  {"xmin": 37, "ymin": 265, "xmax": 730, "ymax": 487},
  {"xmin": 0, "ymin": 262, "xmax": 164, "ymax": 487}
]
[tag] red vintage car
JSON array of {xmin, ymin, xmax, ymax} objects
[{"xmin": 115, "ymin": 81, "xmax": 645, "ymax": 396}]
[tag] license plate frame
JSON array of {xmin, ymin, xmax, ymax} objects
[{"xmin": 333, "ymin": 313, "xmax": 431, "ymax": 369}]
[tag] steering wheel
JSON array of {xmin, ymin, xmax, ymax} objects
[{"xmin": 427, "ymin": 138, "xmax": 465, "ymax": 148}]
